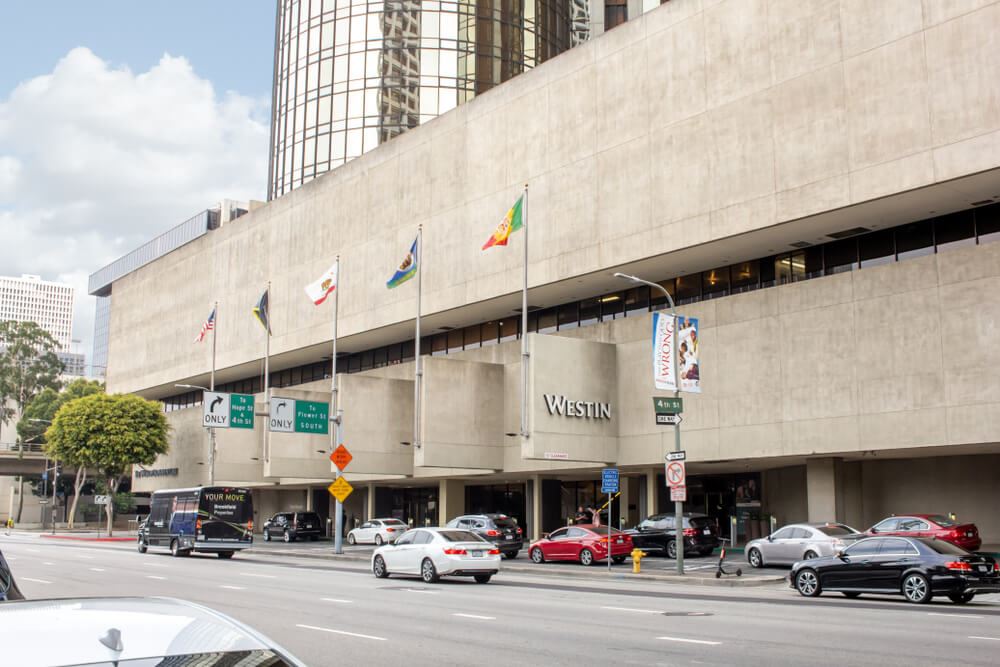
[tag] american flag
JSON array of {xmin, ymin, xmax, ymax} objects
[{"xmin": 195, "ymin": 307, "xmax": 216, "ymax": 343}]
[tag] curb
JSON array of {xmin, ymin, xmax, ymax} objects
[
  {"xmin": 40, "ymin": 534, "xmax": 134, "ymax": 543},
  {"xmin": 244, "ymin": 548, "xmax": 785, "ymax": 587}
]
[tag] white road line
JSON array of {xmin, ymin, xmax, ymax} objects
[
  {"xmin": 240, "ymin": 573, "xmax": 277, "ymax": 579},
  {"xmin": 146, "ymin": 575, "xmax": 167, "ymax": 580},
  {"xmin": 658, "ymin": 637, "xmax": 722, "ymax": 646},
  {"xmin": 220, "ymin": 585, "xmax": 246, "ymax": 590},
  {"xmin": 320, "ymin": 598, "xmax": 353, "ymax": 604},
  {"xmin": 602, "ymin": 606, "xmax": 661, "ymax": 614},
  {"xmin": 404, "ymin": 588, "xmax": 438, "ymax": 594},
  {"xmin": 21, "ymin": 577, "xmax": 52, "ymax": 584},
  {"xmin": 928, "ymin": 613, "xmax": 983, "ymax": 619},
  {"xmin": 42, "ymin": 561, "xmax": 54, "ymax": 565},
  {"xmin": 144, "ymin": 563, "xmax": 168, "ymax": 568},
  {"xmin": 77, "ymin": 555, "xmax": 94, "ymax": 560},
  {"xmin": 453, "ymin": 613, "xmax": 495, "ymax": 620},
  {"xmin": 969, "ymin": 636, "xmax": 1000, "ymax": 642},
  {"xmin": 296, "ymin": 624, "xmax": 387, "ymax": 641},
  {"xmin": 25, "ymin": 549, "xmax": 39, "ymax": 553},
  {"xmin": 89, "ymin": 568, "xmax": 106, "ymax": 572}
]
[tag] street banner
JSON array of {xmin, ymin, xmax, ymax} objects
[
  {"xmin": 652, "ymin": 312, "xmax": 676, "ymax": 391},
  {"xmin": 676, "ymin": 316, "xmax": 701, "ymax": 393}
]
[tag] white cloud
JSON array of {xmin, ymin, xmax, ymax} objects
[{"xmin": 0, "ymin": 47, "xmax": 269, "ymax": 367}]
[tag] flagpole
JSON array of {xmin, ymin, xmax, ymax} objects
[
  {"xmin": 264, "ymin": 282, "xmax": 271, "ymax": 464},
  {"xmin": 331, "ymin": 257, "xmax": 344, "ymax": 555},
  {"xmin": 414, "ymin": 225, "xmax": 423, "ymax": 450},
  {"xmin": 210, "ymin": 300, "xmax": 218, "ymax": 486},
  {"xmin": 520, "ymin": 184, "xmax": 529, "ymax": 438}
]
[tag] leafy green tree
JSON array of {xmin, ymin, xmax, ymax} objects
[
  {"xmin": 0, "ymin": 321, "xmax": 64, "ymax": 521},
  {"xmin": 46, "ymin": 393, "xmax": 169, "ymax": 535},
  {"xmin": 29, "ymin": 379, "xmax": 105, "ymax": 527}
]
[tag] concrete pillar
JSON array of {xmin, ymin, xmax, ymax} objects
[
  {"xmin": 806, "ymin": 458, "xmax": 840, "ymax": 522},
  {"xmin": 305, "ymin": 488, "xmax": 312, "ymax": 511},
  {"xmin": 366, "ymin": 483, "xmax": 375, "ymax": 520},
  {"xmin": 529, "ymin": 475, "xmax": 543, "ymax": 541},
  {"xmin": 645, "ymin": 468, "xmax": 658, "ymax": 518},
  {"xmin": 618, "ymin": 475, "xmax": 630, "ymax": 529},
  {"xmin": 438, "ymin": 479, "xmax": 465, "ymax": 526}
]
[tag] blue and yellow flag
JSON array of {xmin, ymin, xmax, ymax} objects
[
  {"xmin": 252, "ymin": 289, "xmax": 271, "ymax": 334},
  {"xmin": 387, "ymin": 237, "xmax": 418, "ymax": 289}
]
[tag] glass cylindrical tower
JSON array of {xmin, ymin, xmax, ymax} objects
[{"xmin": 268, "ymin": 0, "xmax": 576, "ymax": 199}]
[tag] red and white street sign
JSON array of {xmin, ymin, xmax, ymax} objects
[
  {"xmin": 670, "ymin": 485, "xmax": 687, "ymax": 502},
  {"xmin": 666, "ymin": 461, "xmax": 686, "ymax": 487}
]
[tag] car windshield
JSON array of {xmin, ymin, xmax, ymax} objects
[
  {"xmin": 438, "ymin": 530, "xmax": 487, "ymax": 543},
  {"xmin": 925, "ymin": 514, "xmax": 957, "ymax": 527},
  {"xmin": 816, "ymin": 525, "xmax": 858, "ymax": 536},
  {"xmin": 492, "ymin": 517, "xmax": 517, "ymax": 529},
  {"xmin": 685, "ymin": 517, "xmax": 711, "ymax": 529},
  {"xmin": 296, "ymin": 513, "xmax": 320, "ymax": 522},
  {"xmin": 383, "ymin": 519, "xmax": 407, "ymax": 526},
  {"xmin": 918, "ymin": 538, "xmax": 970, "ymax": 555}
]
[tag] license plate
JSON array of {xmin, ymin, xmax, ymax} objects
[
  {"xmin": 471, "ymin": 551, "xmax": 483, "ymax": 557},
  {"xmin": 978, "ymin": 565, "xmax": 988, "ymax": 573},
  {"xmin": 703, "ymin": 529, "xmax": 711, "ymax": 535},
  {"xmin": 967, "ymin": 532, "xmax": 974, "ymax": 537},
  {"xmin": 616, "ymin": 539, "xmax": 623, "ymax": 544}
]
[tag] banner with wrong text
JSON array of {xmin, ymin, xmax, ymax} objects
[{"xmin": 652, "ymin": 313, "xmax": 701, "ymax": 393}]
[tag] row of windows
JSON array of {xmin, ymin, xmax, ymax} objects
[{"xmin": 162, "ymin": 204, "xmax": 1000, "ymax": 412}]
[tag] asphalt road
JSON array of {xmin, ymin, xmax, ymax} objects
[{"xmin": 3, "ymin": 533, "xmax": 1000, "ymax": 667}]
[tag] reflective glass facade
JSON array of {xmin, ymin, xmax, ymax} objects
[{"xmin": 268, "ymin": 0, "xmax": 575, "ymax": 199}]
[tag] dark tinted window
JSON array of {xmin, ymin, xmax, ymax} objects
[
  {"xmin": 491, "ymin": 517, "xmax": 517, "ymax": 529},
  {"xmin": 394, "ymin": 531, "xmax": 415, "ymax": 545},
  {"xmin": 859, "ymin": 229, "xmax": 894, "ymax": 267},
  {"xmin": 845, "ymin": 539, "xmax": 882, "ymax": 556},
  {"xmin": 439, "ymin": 530, "xmax": 486, "ymax": 543},
  {"xmin": 978, "ymin": 203, "xmax": 1000, "ymax": 243},
  {"xmin": 296, "ymin": 513, "xmax": 321, "ymax": 523},
  {"xmin": 925, "ymin": 514, "xmax": 957, "ymax": 527},
  {"xmin": 897, "ymin": 518, "xmax": 928, "ymax": 531},
  {"xmin": 548, "ymin": 528, "xmax": 569, "ymax": 540},
  {"xmin": 824, "ymin": 239, "xmax": 858, "ymax": 274},
  {"xmin": 816, "ymin": 525, "xmax": 858, "ymax": 536},
  {"xmin": 895, "ymin": 220, "xmax": 934, "ymax": 259},
  {"xmin": 934, "ymin": 211, "xmax": 975, "ymax": 252},
  {"xmin": 917, "ymin": 538, "xmax": 970, "ymax": 556},
  {"xmin": 685, "ymin": 516, "xmax": 711, "ymax": 529},
  {"xmin": 879, "ymin": 538, "xmax": 918, "ymax": 555}
]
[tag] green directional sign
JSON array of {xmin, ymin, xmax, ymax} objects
[
  {"xmin": 230, "ymin": 393, "xmax": 255, "ymax": 429},
  {"xmin": 653, "ymin": 396, "xmax": 684, "ymax": 415},
  {"xmin": 294, "ymin": 399, "xmax": 329, "ymax": 435}
]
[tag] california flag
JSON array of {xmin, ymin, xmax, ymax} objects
[{"xmin": 304, "ymin": 262, "xmax": 339, "ymax": 305}]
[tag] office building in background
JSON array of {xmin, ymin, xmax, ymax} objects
[{"xmin": 0, "ymin": 274, "xmax": 75, "ymax": 350}]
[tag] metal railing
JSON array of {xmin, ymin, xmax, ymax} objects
[{"xmin": 0, "ymin": 442, "xmax": 45, "ymax": 454}]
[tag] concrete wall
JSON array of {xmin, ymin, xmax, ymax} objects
[{"xmin": 106, "ymin": 0, "xmax": 1000, "ymax": 396}]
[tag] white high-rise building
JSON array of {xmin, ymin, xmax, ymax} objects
[{"xmin": 0, "ymin": 274, "xmax": 75, "ymax": 351}]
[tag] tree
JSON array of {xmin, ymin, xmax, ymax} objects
[
  {"xmin": 28, "ymin": 379, "xmax": 105, "ymax": 527},
  {"xmin": 46, "ymin": 393, "xmax": 169, "ymax": 535},
  {"xmin": 0, "ymin": 321, "xmax": 64, "ymax": 521}
]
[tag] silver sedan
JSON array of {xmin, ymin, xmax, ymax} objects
[{"xmin": 746, "ymin": 522, "xmax": 862, "ymax": 568}]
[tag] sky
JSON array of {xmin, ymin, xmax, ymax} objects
[{"xmin": 0, "ymin": 1, "xmax": 277, "ymax": 372}]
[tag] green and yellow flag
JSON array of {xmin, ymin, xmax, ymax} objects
[{"xmin": 481, "ymin": 195, "xmax": 524, "ymax": 250}]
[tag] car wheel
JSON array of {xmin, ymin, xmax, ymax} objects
[
  {"xmin": 170, "ymin": 539, "xmax": 182, "ymax": 558},
  {"xmin": 504, "ymin": 551, "xmax": 518, "ymax": 560},
  {"xmin": 218, "ymin": 551, "xmax": 234, "ymax": 559},
  {"xmin": 137, "ymin": 539, "xmax": 147, "ymax": 554},
  {"xmin": 263, "ymin": 531, "xmax": 271, "ymax": 542},
  {"xmin": 579, "ymin": 548, "xmax": 595, "ymax": 566},
  {"xmin": 612, "ymin": 555, "xmax": 626, "ymax": 564},
  {"xmin": 948, "ymin": 592, "xmax": 975, "ymax": 604},
  {"xmin": 902, "ymin": 573, "xmax": 932, "ymax": 604},
  {"xmin": 748, "ymin": 547, "xmax": 763, "ymax": 568},
  {"xmin": 666, "ymin": 540, "xmax": 678, "ymax": 559},
  {"xmin": 530, "ymin": 547, "xmax": 545, "ymax": 564},
  {"xmin": 283, "ymin": 530, "xmax": 293, "ymax": 543},
  {"xmin": 421, "ymin": 558, "xmax": 439, "ymax": 583},
  {"xmin": 348, "ymin": 534, "xmax": 356, "ymax": 545},
  {"xmin": 794, "ymin": 569, "xmax": 821, "ymax": 597},
  {"xmin": 474, "ymin": 574, "xmax": 492, "ymax": 584},
  {"xmin": 373, "ymin": 555, "xmax": 389, "ymax": 579},
  {"xmin": 803, "ymin": 550, "xmax": 819, "ymax": 561},
  {"xmin": 842, "ymin": 592, "xmax": 861, "ymax": 599},
  {"xmin": 375, "ymin": 534, "xmax": 384, "ymax": 546}
]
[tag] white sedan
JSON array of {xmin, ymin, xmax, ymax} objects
[
  {"xmin": 348, "ymin": 517, "xmax": 409, "ymax": 545},
  {"xmin": 371, "ymin": 527, "xmax": 501, "ymax": 584}
]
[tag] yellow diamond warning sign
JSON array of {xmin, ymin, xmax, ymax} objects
[{"xmin": 328, "ymin": 476, "xmax": 354, "ymax": 503}]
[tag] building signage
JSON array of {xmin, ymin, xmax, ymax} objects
[
  {"xmin": 670, "ymin": 486, "xmax": 687, "ymax": 502},
  {"xmin": 655, "ymin": 414, "xmax": 682, "ymax": 426},
  {"xmin": 269, "ymin": 397, "xmax": 295, "ymax": 433},
  {"xmin": 666, "ymin": 461, "xmax": 686, "ymax": 487},
  {"xmin": 601, "ymin": 468, "xmax": 619, "ymax": 494},
  {"xmin": 543, "ymin": 452, "xmax": 570, "ymax": 460},
  {"xmin": 543, "ymin": 394, "xmax": 612, "ymax": 420},
  {"xmin": 652, "ymin": 314, "xmax": 701, "ymax": 394},
  {"xmin": 653, "ymin": 396, "xmax": 683, "ymax": 414},
  {"xmin": 269, "ymin": 397, "xmax": 330, "ymax": 435},
  {"xmin": 135, "ymin": 467, "xmax": 179, "ymax": 479},
  {"xmin": 229, "ymin": 394, "xmax": 255, "ymax": 429},
  {"xmin": 202, "ymin": 392, "xmax": 255, "ymax": 429}
]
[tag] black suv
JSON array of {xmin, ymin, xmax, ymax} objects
[
  {"xmin": 262, "ymin": 511, "xmax": 323, "ymax": 542},
  {"xmin": 629, "ymin": 513, "xmax": 720, "ymax": 557},
  {"xmin": 445, "ymin": 514, "xmax": 523, "ymax": 559}
]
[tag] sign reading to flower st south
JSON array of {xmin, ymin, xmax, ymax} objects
[{"xmin": 268, "ymin": 397, "xmax": 329, "ymax": 435}]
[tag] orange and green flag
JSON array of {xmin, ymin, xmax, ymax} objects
[{"xmin": 481, "ymin": 195, "xmax": 524, "ymax": 250}]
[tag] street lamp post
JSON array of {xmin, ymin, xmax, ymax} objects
[
  {"xmin": 614, "ymin": 272, "xmax": 685, "ymax": 576},
  {"xmin": 175, "ymin": 384, "xmax": 216, "ymax": 486},
  {"xmin": 29, "ymin": 419, "xmax": 56, "ymax": 534}
]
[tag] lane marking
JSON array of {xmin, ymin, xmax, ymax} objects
[
  {"xmin": 453, "ymin": 613, "xmax": 496, "ymax": 620},
  {"xmin": 296, "ymin": 624, "xmax": 387, "ymax": 641},
  {"xmin": 240, "ymin": 573, "xmax": 277, "ymax": 579},
  {"xmin": 404, "ymin": 588, "xmax": 438, "ymax": 594},
  {"xmin": 25, "ymin": 549, "xmax": 39, "ymax": 553},
  {"xmin": 77, "ymin": 555, "xmax": 94, "ymax": 560},
  {"xmin": 969, "ymin": 636, "xmax": 1000, "ymax": 642},
  {"xmin": 320, "ymin": 598, "xmax": 353, "ymax": 604},
  {"xmin": 602, "ymin": 606, "xmax": 661, "ymax": 614},
  {"xmin": 146, "ymin": 575, "xmax": 167, "ymax": 580},
  {"xmin": 89, "ymin": 568, "xmax": 106, "ymax": 572},
  {"xmin": 144, "ymin": 562, "xmax": 168, "ymax": 568},
  {"xmin": 658, "ymin": 637, "xmax": 722, "ymax": 646},
  {"xmin": 220, "ymin": 585, "xmax": 246, "ymax": 590},
  {"xmin": 928, "ymin": 613, "xmax": 983, "ymax": 619},
  {"xmin": 43, "ymin": 562, "xmax": 54, "ymax": 565},
  {"xmin": 22, "ymin": 577, "xmax": 52, "ymax": 584}
]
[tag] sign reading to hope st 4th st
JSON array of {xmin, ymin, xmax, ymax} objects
[
  {"xmin": 203, "ymin": 392, "xmax": 255, "ymax": 430},
  {"xmin": 269, "ymin": 397, "xmax": 330, "ymax": 435}
]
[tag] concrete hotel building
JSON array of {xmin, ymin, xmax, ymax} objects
[
  {"xmin": 0, "ymin": 274, "xmax": 75, "ymax": 351},
  {"xmin": 115, "ymin": 0, "xmax": 1000, "ymax": 543}
]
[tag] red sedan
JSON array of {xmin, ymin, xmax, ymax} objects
[
  {"xmin": 529, "ymin": 524, "xmax": 633, "ymax": 566},
  {"xmin": 867, "ymin": 514, "xmax": 981, "ymax": 551}
]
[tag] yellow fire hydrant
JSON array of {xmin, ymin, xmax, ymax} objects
[{"xmin": 631, "ymin": 548, "xmax": 648, "ymax": 574}]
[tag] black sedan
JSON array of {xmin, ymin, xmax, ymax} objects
[
  {"xmin": 628, "ymin": 513, "xmax": 720, "ymax": 558},
  {"xmin": 791, "ymin": 536, "xmax": 1000, "ymax": 604}
]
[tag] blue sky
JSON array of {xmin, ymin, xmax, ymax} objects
[{"xmin": 0, "ymin": 1, "xmax": 276, "ymax": 100}]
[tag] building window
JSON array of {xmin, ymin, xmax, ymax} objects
[
  {"xmin": 557, "ymin": 303, "xmax": 579, "ymax": 331},
  {"xmin": 859, "ymin": 229, "xmax": 894, "ymax": 268},
  {"xmin": 975, "ymin": 203, "xmax": 1000, "ymax": 244},
  {"xmin": 702, "ymin": 268, "xmax": 729, "ymax": 299},
  {"xmin": 624, "ymin": 287, "xmax": 649, "ymax": 317},
  {"xmin": 934, "ymin": 211, "xmax": 975, "ymax": 253},
  {"xmin": 730, "ymin": 260, "xmax": 759, "ymax": 293},
  {"xmin": 895, "ymin": 220, "xmax": 934, "ymax": 260},
  {"xmin": 604, "ymin": 0, "xmax": 627, "ymax": 31},
  {"xmin": 675, "ymin": 274, "xmax": 701, "ymax": 304},
  {"xmin": 824, "ymin": 239, "xmax": 858, "ymax": 275}
]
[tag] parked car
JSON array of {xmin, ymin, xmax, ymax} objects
[
  {"xmin": 445, "ymin": 513, "xmax": 523, "ymax": 559},
  {"xmin": 791, "ymin": 536, "xmax": 1000, "ymax": 604},
  {"xmin": 746, "ymin": 523, "xmax": 863, "ymax": 568},
  {"xmin": 529, "ymin": 524, "xmax": 632, "ymax": 566},
  {"xmin": 0, "ymin": 596, "xmax": 306, "ymax": 666},
  {"xmin": 866, "ymin": 514, "xmax": 981, "ymax": 551},
  {"xmin": 348, "ymin": 518, "xmax": 409, "ymax": 545},
  {"xmin": 629, "ymin": 513, "xmax": 720, "ymax": 557},
  {"xmin": 262, "ymin": 511, "xmax": 323, "ymax": 542},
  {"xmin": 371, "ymin": 527, "xmax": 501, "ymax": 583},
  {"xmin": 0, "ymin": 549, "xmax": 24, "ymax": 601}
]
